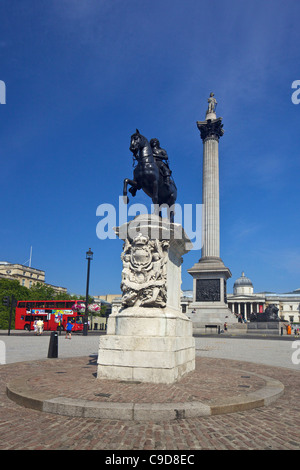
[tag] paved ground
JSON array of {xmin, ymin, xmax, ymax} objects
[
  {"xmin": 1, "ymin": 330, "xmax": 299, "ymax": 369},
  {"xmin": 0, "ymin": 331, "xmax": 299, "ymax": 451}
]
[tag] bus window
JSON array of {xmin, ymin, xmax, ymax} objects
[
  {"xmin": 26, "ymin": 302, "xmax": 34, "ymax": 310},
  {"xmin": 56, "ymin": 301, "xmax": 66, "ymax": 309},
  {"xmin": 18, "ymin": 302, "xmax": 26, "ymax": 308},
  {"xmin": 66, "ymin": 301, "xmax": 74, "ymax": 309},
  {"xmin": 36, "ymin": 302, "xmax": 45, "ymax": 308},
  {"xmin": 45, "ymin": 301, "xmax": 56, "ymax": 308}
]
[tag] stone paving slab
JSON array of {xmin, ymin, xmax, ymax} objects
[{"xmin": 5, "ymin": 356, "xmax": 284, "ymax": 421}]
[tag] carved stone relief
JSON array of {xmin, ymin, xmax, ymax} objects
[{"xmin": 120, "ymin": 232, "xmax": 169, "ymax": 308}]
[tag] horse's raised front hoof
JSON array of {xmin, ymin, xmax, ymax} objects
[
  {"xmin": 123, "ymin": 195, "xmax": 129, "ymax": 204},
  {"xmin": 129, "ymin": 187, "xmax": 137, "ymax": 197}
]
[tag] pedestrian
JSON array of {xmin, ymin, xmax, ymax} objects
[
  {"xmin": 33, "ymin": 320, "xmax": 37, "ymax": 335},
  {"xmin": 65, "ymin": 321, "xmax": 73, "ymax": 339},
  {"xmin": 36, "ymin": 319, "xmax": 44, "ymax": 335},
  {"xmin": 224, "ymin": 322, "xmax": 227, "ymax": 331}
]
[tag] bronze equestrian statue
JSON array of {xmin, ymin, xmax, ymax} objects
[{"xmin": 123, "ymin": 130, "xmax": 177, "ymax": 222}]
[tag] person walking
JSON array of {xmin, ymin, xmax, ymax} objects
[
  {"xmin": 65, "ymin": 321, "xmax": 73, "ymax": 339},
  {"xmin": 36, "ymin": 319, "xmax": 44, "ymax": 335}
]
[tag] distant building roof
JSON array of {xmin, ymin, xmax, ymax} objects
[{"xmin": 233, "ymin": 272, "xmax": 253, "ymax": 288}]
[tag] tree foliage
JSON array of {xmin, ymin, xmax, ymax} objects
[{"xmin": 0, "ymin": 279, "xmax": 29, "ymax": 329}]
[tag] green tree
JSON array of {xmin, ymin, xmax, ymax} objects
[
  {"xmin": 0, "ymin": 279, "xmax": 30, "ymax": 329},
  {"xmin": 100, "ymin": 305, "xmax": 108, "ymax": 317},
  {"xmin": 28, "ymin": 282, "xmax": 56, "ymax": 300}
]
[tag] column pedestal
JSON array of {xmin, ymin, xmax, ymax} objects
[{"xmin": 188, "ymin": 257, "xmax": 236, "ymax": 325}]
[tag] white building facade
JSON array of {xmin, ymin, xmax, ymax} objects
[{"xmin": 226, "ymin": 272, "xmax": 300, "ymax": 323}]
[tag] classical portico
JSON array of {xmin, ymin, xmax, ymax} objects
[
  {"xmin": 228, "ymin": 297, "xmax": 266, "ymax": 321},
  {"xmin": 227, "ymin": 272, "xmax": 265, "ymax": 321}
]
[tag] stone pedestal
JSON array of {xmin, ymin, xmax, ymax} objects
[
  {"xmin": 247, "ymin": 321, "xmax": 282, "ymax": 335},
  {"xmin": 97, "ymin": 215, "xmax": 195, "ymax": 384},
  {"xmin": 188, "ymin": 257, "xmax": 235, "ymax": 325}
]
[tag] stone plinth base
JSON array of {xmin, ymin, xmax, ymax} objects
[
  {"xmin": 188, "ymin": 257, "xmax": 237, "ymax": 327},
  {"xmin": 247, "ymin": 321, "xmax": 281, "ymax": 335},
  {"xmin": 191, "ymin": 322, "xmax": 247, "ymax": 335},
  {"xmin": 97, "ymin": 307, "xmax": 195, "ymax": 384},
  {"xmin": 97, "ymin": 215, "xmax": 195, "ymax": 384},
  {"xmin": 188, "ymin": 305, "xmax": 237, "ymax": 325}
]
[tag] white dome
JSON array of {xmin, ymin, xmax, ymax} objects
[{"xmin": 233, "ymin": 272, "xmax": 254, "ymax": 295}]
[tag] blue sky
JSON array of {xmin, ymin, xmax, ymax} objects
[{"xmin": 1, "ymin": 0, "xmax": 300, "ymax": 296}]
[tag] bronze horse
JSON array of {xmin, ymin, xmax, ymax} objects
[{"xmin": 123, "ymin": 130, "xmax": 177, "ymax": 222}]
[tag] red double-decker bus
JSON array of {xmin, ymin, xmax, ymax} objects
[{"xmin": 15, "ymin": 299, "xmax": 85, "ymax": 332}]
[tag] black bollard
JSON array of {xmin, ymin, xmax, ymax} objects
[{"xmin": 48, "ymin": 331, "xmax": 58, "ymax": 358}]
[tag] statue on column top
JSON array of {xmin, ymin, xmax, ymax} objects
[{"xmin": 206, "ymin": 92, "xmax": 217, "ymax": 115}]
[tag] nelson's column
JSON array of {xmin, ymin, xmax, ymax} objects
[{"xmin": 188, "ymin": 93, "xmax": 237, "ymax": 328}]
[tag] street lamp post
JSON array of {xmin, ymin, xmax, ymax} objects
[{"xmin": 83, "ymin": 248, "xmax": 93, "ymax": 336}]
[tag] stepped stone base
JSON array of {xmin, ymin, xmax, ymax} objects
[
  {"xmin": 97, "ymin": 307, "xmax": 195, "ymax": 384},
  {"xmin": 188, "ymin": 257, "xmax": 237, "ymax": 326},
  {"xmin": 247, "ymin": 321, "xmax": 283, "ymax": 335}
]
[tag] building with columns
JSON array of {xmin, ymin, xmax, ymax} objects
[
  {"xmin": 227, "ymin": 272, "xmax": 265, "ymax": 320},
  {"xmin": 227, "ymin": 272, "xmax": 300, "ymax": 323}
]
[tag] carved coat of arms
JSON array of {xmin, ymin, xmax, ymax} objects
[{"xmin": 120, "ymin": 232, "xmax": 169, "ymax": 308}]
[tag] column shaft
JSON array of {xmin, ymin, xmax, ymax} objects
[{"xmin": 202, "ymin": 137, "xmax": 220, "ymax": 259}]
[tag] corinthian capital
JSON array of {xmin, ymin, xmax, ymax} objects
[{"xmin": 196, "ymin": 117, "xmax": 224, "ymax": 142}]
